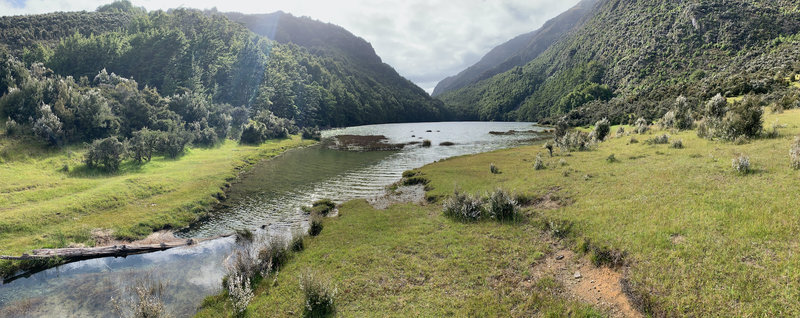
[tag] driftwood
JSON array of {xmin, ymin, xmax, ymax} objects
[{"xmin": 0, "ymin": 235, "xmax": 231, "ymax": 261}]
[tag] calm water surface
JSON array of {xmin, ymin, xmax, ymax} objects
[{"xmin": 0, "ymin": 122, "xmax": 544, "ymax": 317}]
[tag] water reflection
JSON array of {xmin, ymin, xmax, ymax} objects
[{"xmin": 0, "ymin": 122, "xmax": 544, "ymax": 317}]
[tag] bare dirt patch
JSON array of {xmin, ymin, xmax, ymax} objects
[{"xmin": 531, "ymin": 248, "xmax": 642, "ymax": 318}]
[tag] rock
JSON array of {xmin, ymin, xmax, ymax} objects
[
  {"xmin": 556, "ymin": 255, "xmax": 564, "ymax": 260},
  {"xmin": 574, "ymin": 271, "xmax": 582, "ymax": 279}
]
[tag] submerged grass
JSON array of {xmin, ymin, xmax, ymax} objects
[{"xmin": 0, "ymin": 135, "xmax": 314, "ymax": 276}]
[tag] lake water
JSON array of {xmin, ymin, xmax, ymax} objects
[{"xmin": 0, "ymin": 122, "xmax": 544, "ymax": 317}]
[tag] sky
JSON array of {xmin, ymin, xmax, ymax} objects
[{"xmin": 0, "ymin": 0, "xmax": 581, "ymax": 93}]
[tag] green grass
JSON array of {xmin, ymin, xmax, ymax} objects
[
  {"xmin": 195, "ymin": 200, "xmax": 603, "ymax": 317},
  {"xmin": 0, "ymin": 135, "xmax": 314, "ymax": 276},
  {"xmin": 199, "ymin": 108, "xmax": 800, "ymax": 317}
]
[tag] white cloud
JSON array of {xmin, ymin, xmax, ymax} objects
[{"xmin": 0, "ymin": 0, "xmax": 580, "ymax": 93}]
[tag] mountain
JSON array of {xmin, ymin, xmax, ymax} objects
[
  {"xmin": 432, "ymin": 0, "xmax": 598, "ymax": 98},
  {"xmin": 437, "ymin": 0, "xmax": 800, "ymax": 125},
  {"xmin": 0, "ymin": 2, "xmax": 445, "ymax": 131}
]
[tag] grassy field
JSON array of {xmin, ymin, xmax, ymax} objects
[
  {"xmin": 198, "ymin": 108, "xmax": 800, "ymax": 317},
  {"xmin": 0, "ymin": 134, "xmax": 314, "ymax": 276},
  {"xmin": 195, "ymin": 200, "xmax": 603, "ymax": 317}
]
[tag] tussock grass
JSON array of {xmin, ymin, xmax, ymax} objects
[{"xmin": 0, "ymin": 136, "xmax": 313, "ymax": 276}]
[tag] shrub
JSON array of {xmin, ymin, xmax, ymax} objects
[
  {"xmin": 128, "ymin": 128, "xmax": 158, "ymax": 163},
  {"xmin": 534, "ymin": 154, "xmax": 545, "ymax": 170},
  {"xmin": 156, "ymin": 130, "xmax": 191, "ymax": 159},
  {"xmin": 764, "ymin": 121, "xmax": 780, "ymax": 139},
  {"xmin": 593, "ymin": 118, "xmax": 610, "ymax": 141},
  {"xmin": 722, "ymin": 96, "xmax": 763, "ymax": 140},
  {"xmin": 635, "ymin": 117, "xmax": 649, "ymax": 134},
  {"xmin": 442, "ymin": 189, "xmax": 484, "ymax": 222},
  {"xmin": 402, "ymin": 170, "xmax": 418, "ymax": 178},
  {"xmin": 310, "ymin": 199, "xmax": 336, "ymax": 216},
  {"xmin": 111, "ymin": 274, "xmax": 168, "ymax": 318},
  {"xmin": 490, "ymin": 163, "xmax": 500, "ymax": 174},
  {"xmin": 606, "ymin": 154, "xmax": 617, "ymax": 163},
  {"xmin": 615, "ymin": 126, "xmax": 625, "ymax": 137},
  {"xmin": 732, "ymin": 154, "xmax": 750, "ymax": 174},
  {"xmin": 301, "ymin": 127, "xmax": 322, "ymax": 141},
  {"xmin": 733, "ymin": 135, "xmax": 749, "ymax": 145},
  {"xmin": 291, "ymin": 235, "xmax": 305, "ymax": 252},
  {"xmin": 659, "ymin": 96, "xmax": 692, "ymax": 130},
  {"xmin": 543, "ymin": 141, "xmax": 554, "ymax": 157},
  {"xmin": 226, "ymin": 272, "xmax": 253, "ymax": 315},
  {"xmin": 559, "ymin": 158, "xmax": 567, "ymax": 166},
  {"xmin": 299, "ymin": 270, "xmax": 337, "ymax": 317},
  {"xmin": 309, "ymin": 212, "xmax": 323, "ymax": 236},
  {"xmin": 402, "ymin": 176, "xmax": 430, "ymax": 186},
  {"xmin": 791, "ymin": 137, "xmax": 800, "ymax": 169},
  {"xmin": 4, "ymin": 117, "xmax": 18, "ymax": 136},
  {"xmin": 486, "ymin": 189, "xmax": 518, "ymax": 221},
  {"xmin": 629, "ymin": 137, "xmax": 639, "ymax": 144},
  {"xmin": 32, "ymin": 104, "xmax": 63, "ymax": 146},
  {"xmin": 705, "ymin": 94, "xmax": 727, "ymax": 119},
  {"xmin": 85, "ymin": 136, "xmax": 126, "ymax": 171},
  {"xmin": 256, "ymin": 236, "xmax": 291, "ymax": 274},
  {"xmin": 645, "ymin": 134, "xmax": 670, "ymax": 145},
  {"xmin": 421, "ymin": 139, "xmax": 432, "ymax": 147},
  {"xmin": 556, "ymin": 131, "xmax": 593, "ymax": 152},
  {"xmin": 670, "ymin": 139, "xmax": 684, "ymax": 149},
  {"xmin": 554, "ymin": 117, "xmax": 569, "ymax": 140}
]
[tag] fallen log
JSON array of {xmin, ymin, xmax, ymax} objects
[{"xmin": 0, "ymin": 235, "xmax": 231, "ymax": 261}]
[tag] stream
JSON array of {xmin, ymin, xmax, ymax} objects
[{"xmin": 0, "ymin": 121, "xmax": 544, "ymax": 317}]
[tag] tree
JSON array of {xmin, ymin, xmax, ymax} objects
[
  {"xmin": 85, "ymin": 136, "xmax": 126, "ymax": 171},
  {"xmin": 128, "ymin": 128, "xmax": 158, "ymax": 163},
  {"xmin": 32, "ymin": 104, "xmax": 64, "ymax": 146}
]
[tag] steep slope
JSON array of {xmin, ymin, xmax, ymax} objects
[
  {"xmin": 432, "ymin": 0, "xmax": 598, "ymax": 98},
  {"xmin": 0, "ymin": 3, "xmax": 445, "ymax": 129},
  {"xmin": 224, "ymin": 11, "xmax": 446, "ymax": 125},
  {"xmin": 438, "ymin": 0, "xmax": 800, "ymax": 124}
]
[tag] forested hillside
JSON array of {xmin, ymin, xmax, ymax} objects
[
  {"xmin": 0, "ymin": 1, "xmax": 445, "ymax": 142},
  {"xmin": 437, "ymin": 0, "xmax": 800, "ymax": 125},
  {"xmin": 432, "ymin": 0, "xmax": 598, "ymax": 99}
]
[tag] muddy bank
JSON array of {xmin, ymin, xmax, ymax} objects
[{"xmin": 324, "ymin": 134, "xmax": 406, "ymax": 151}]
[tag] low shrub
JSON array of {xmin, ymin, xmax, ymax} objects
[
  {"xmin": 593, "ymin": 118, "xmax": 610, "ymax": 141},
  {"xmin": 635, "ymin": 117, "xmax": 649, "ymax": 134},
  {"xmin": 556, "ymin": 131, "xmax": 594, "ymax": 152},
  {"xmin": 606, "ymin": 154, "xmax": 617, "ymax": 163},
  {"xmin": 85, "ymin": 136, "xmax": 126, "ymax": 171},
  {"xmin": 559, "ymin": 158, "xmax": 567, "ymax": 166},
  {"xmin": 629, "ymin": 137, "xmax": 639, "ymax": 144},
  {"xmin": 590, "ymin": 245, "xmax": 627, "ymax": 268},
  {"xmin": 311, "ymin": 199, "xmax": 336, "ymax": 216},
  {"xmin": 402, "ymin": 176, "xmax": 430, "ymax": 186},
  {"xmin": 732, "ymin": 154, "xmax": 750, "ymax": 174},
  {"xmin": 533, "ymin": 154, "xmax": 545, "ymax": 170},
  {"xmin": 670, "ymin": 139, "xmax": 684, "ymax": 149},
  {"xmin": 4, "ymin": 117, "xmax": 19, "ymax": 136},
  {"xmin": 309, "ymin": 213, "xmax": 324, "ymax": 236},
  {"xmin": 791, "ymin": 137, "xmax": 800, "ymax": 170},
  {"xmin": 226, "ymin": 272, "xmax": 253, "ymax": 315},
  {"xmin": 301, "ymin": 127, "xmax": 322, "ymax": 141},
  {"xmin": 442, "ymin": 190, "xmax": 484, "ymax": 222},
  {"xmin": 401, "ymin": 170, "xmax": 418, "ymax": 178},
  {"xmin": 645, "ymin": 134, "xmax": 670, "ymax": 145},
  {"xmin": 490, "ymin": 163, "xmax": 500, "ymax": 174},
  {"xmin": 486, "ymin": 189, "xmax": 518, "ymax": 221},
  {"xmin": 615, "ymin": 126, "xmax": 625, "ymax": 137},
  {"xmin": 256, "ymin": 236, "xmax": 291, "ymax": 274},
  {"xmin": 299, "ymin": 270, "xmax": 337, "ymax": 317},
  {"xmin": 543, "ymin": 141, "xmax": 554, "ymax": 157},
  {"xmin": 291, "ymin": 235, "xmax": 305, "ymax": 252}
]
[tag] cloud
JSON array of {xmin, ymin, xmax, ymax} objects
[{"xmin": 0, "ymin": 0, "xmax": 580, "ymax": 93}]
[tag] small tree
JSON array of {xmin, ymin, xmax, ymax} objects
[
  {"xmin": 85, "ymin": 137, "xmax": 126, "ymax": 171},
  {"xmin": 593, "ymin": 118, "xmax": 611, "ymax": 141},
  {"xmin": 128, "ymin": 128, "xmax": 158, "ymax": 163},
  {"xmin": 554, "ymin": 117, "xmax": 569, "ymax": 140},
  {"xmin": 543, "ymin": 141, "xmax": 554, "ymax": 157},
  {"xmin": 32, "ymin": 104, "xmax": 63, "ymax": 146},
  {"xmin": 635, "ymin": 117, "xmax": 649, "ymax": 134}
]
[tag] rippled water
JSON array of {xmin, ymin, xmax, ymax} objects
[{"xmin": 0, "ymin": 122, "xmax": 544, "ymax": 317}]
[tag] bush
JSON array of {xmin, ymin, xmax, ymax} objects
[
  {"xmin": 659, "ymin": 96, "xmax": 693, "ymax": 130},
  {"xmin": 111, "ymin": 274, "xmax": 168, "ymax": 318},
  {"xmin": 534, "ymin": 154, "xmax": 545, "ymax": 170},
  {"xmin": 4, "ymin": 117, "xmax": 19, "ymax": 136},
  {"xmin": 226, "ymin": 272, "xmax": 253, "ymax": 315},
  {"xmin": 256, "ymin": 236, "xmax": 291, "ymax": 274},
  {"xmin": 85, "ymin": 136, "xmax": 126, "ymax": 171},
  {"xmin": 128, "ymin": 128, "xmax": 158, "ymax": 163},
  {"xmin": 32, "ymin": 104, "xmax": 64, "ymax": 146},
  {"xmin": 486, "ymin": 189, "xmax": 518, "ymax": 221},
  {"xmin": 301, "ymin": 127, "xmax": 322, "ymax": 141},
  {"xmin": 791, "ymin": 137, "xmax": 800, "ymax": 169},
  {"xmin": 615, "ymin": 126, "xmax": 625, "ymax": 137},
  {"xmin": 402, "ymin": 176, "xmax": 430, "ymax": 186},
  {"xmin": 310, "ymin": 199, "xmax": 336, "ymax": 216},
  {"xmin": 722, "ymin": 96, "xmax": 763, "ymax": 140},
  {"xmin": 670, "ymin": 139, "xmax": 684, "ymax": 149},
  {"xmin": 309, "ymin": 212, "xmax": 323, "ymax": 236},
  {"xmin": 299, "ymin": 270, "xmax": 337, "ymax": 317},
  {"xmin": 635, "ymin": 117, "xmax": 649, "ymax": 134},
  {"xmin": 490, "ymin": 163, "xmax": 500, "ymax": 174},
  {"xmin": 645, "ymin": 134, "xmax": 670, "ymax": 145},
  {"xmin": 442, "ymin": 189, "xmax": 484, "ymax": 222},
  {"xmin": 156, "ymin": 130, "xmax": 191, "ymax": 159},
  {"xmin": 556, "ymin": 131, "xmax": 593, "ymax": 152},
  {"xmin": 606, "ymin": 154, "xmax": 617, "ymax": 163},
  {"xmin": 629, "ymin": 137, "xmax": 639, "ymax": 144},
  {"xmin": 554, "ymin": 117, "xmax": 569, "ymax": 140},
  {"xmin": 732, "ymin": 154, "xmax": 750, "ymax": 174},
  {"xmin": 543, "ymin": 141, "xmax": 554, "ymax": 157},
  {"xmin": 559, "ymin": 158, "xmax": 567, "ymax": 166},
  {"xmin": 593, "ymin": 118, "xmax": 610, "ymax": 141}
]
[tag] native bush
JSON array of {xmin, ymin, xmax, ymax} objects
[
  {"xmin": 486, "ymin": 189, "xmax": 518, "ymax": 221},
  {"xmin": 32, "ymin": 104, "xmax": 63, "ymax": 146},
  {"xmin": 490, "ymin": 163, "xmax": 500, "ymax": 174},
  {"xmin": 593, "ymin": 117, "xmax": 610, "ymax": 141},
  {"xmin": 534, "ymin": 153, "xmax": 545, "ymax": 170},
  {"xmin": 128, "ymin": 128, "xmax": 158, "ymax": 163},
  {"xmin": 301, "ymin": 126, "xmax": 322, "ymax": 141},
  {"xmin": 670, "ymin": 139, "xmax": 684, "ymax": 149},
  {"xmin": 226, "ymin": 272, "xmax": 253, "ymax": 315},
  {"xmin": 4, "ymin": 117, "xmax": 18, "ymax": 136},
  {"xmin": 442, "ymin": 189, "xmax": 484, "ymax": 222},
  {"xmin": 310, "ymin": 199, "xmax": 336, "ymax": 216},
  {"xmin": 557, "ymin": 131, "xmax": 593, "ymax": 152},
  {"xmin": 543, "ymin": 141, "xmax": 554, "ymax": 157},
  {"xmin": 299, "ymin": 270, "xmax": 337, "ymax": 317},
  {"xmin": 85, "ymin": 136, "xmax": 126, "ymax": 171},
  {"xmin": 615, "ymin": 126, "xmax": 625, "ymax": 137},
  {"xmin": 645, "ymin": 134, "xmax": 670, "ymax": 145},
  {"xmin": 635, "ymin": 117, "xmax": 649, "ymax": 134},
  {"xmin": 309, "ymin": 212, "xmax": 323, "ymax": 236},
  {"xmin": 791, "ymin": 137, "xmax": 800, "ymax": 170},
  {"xmin": 732, "ymin": 154, "xmax": 751, "ymax": 174}
]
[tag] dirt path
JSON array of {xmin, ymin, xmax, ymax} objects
[{"xmin": 532, "ymin": 248, "xmax": 642, "ymax": 318}]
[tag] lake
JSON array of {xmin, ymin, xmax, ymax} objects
[{"xmin": 0, "ymin": 121, "xmax": 545, "ymax": 317}]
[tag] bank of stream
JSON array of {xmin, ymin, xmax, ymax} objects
[{"xmin": 0, "ymin": 121, "xmax": 545, "ymax": 317}]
